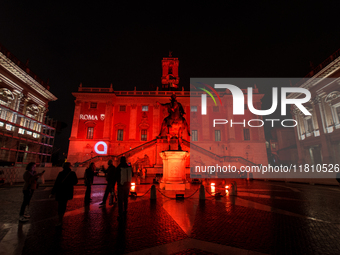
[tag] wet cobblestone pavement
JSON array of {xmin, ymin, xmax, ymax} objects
[{"xmin": 0, "ymin": 177, "xmax": 340, "ymax": 254}]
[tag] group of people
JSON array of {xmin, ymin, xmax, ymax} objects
[{"xmin": 19, "ymin": 156, "xmax": 133, "ymax": 226}]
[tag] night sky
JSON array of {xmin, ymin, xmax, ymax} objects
[{"xmin": 1, "ymin": 1, "xmax": 340, "ymax": 159}]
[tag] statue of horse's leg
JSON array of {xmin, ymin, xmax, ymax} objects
[
  {"xmin": 178, "ymin": 127, "xmax": 183, "ymax": 151},
  {"xmin": 184, "ymin": 120, "xmax": 191, "ymax": 136}
]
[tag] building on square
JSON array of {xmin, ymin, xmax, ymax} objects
[
  {"xmin": 68, "ymin": 55, "xmax": 268, "ymax": 172},
  {"xmin": 289, "ymin": 48, "xmax": 340, "ymax": 165},
  {"xmin": 0, "ymin": 43, "xmax": 57, "ymax": 165}
]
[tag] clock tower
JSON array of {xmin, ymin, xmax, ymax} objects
[{"xmin": 161, "ymin": 52, "xmax": 180, "ymax": 90}]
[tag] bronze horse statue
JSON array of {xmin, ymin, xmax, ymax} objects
[{"xmin": 157, "ymin": 94, "xmax": 190, "ymax": 150}]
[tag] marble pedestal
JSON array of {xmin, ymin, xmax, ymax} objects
[{"xmin": 159, "ymin": 150, "xmax": 190, "ymax": 190}]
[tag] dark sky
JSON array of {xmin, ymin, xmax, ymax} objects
[{"xmin": 1, "ymin": 1, "xmax": 340, "ymax": 157}]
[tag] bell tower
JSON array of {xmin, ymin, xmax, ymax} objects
[{"xmin": 161, "ymin": 51, "xmax": 180, "ymax": 90}]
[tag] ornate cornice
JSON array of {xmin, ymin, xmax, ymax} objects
[
  {"xmin": 325, "ymin": 91, "xmax": 340, "ymax": 105},
  {"xmin": 0, "ymin": 52, "xmax": 57, "ymax": 101}
]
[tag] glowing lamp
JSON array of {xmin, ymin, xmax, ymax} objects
[
  {"xmin": 94, "ymin": 141, "xmax": 108, "ymax": 155},
  {"xmin": 225, "ymin": 185, "xmax": 229, "ymax": 189},
  {"xmin": 131, "ymin": 182, "xmax": 136, "ymax": 186},
  {"xmin": 211, "ymin": 183, "xmax": 215, "ymax": 186}
]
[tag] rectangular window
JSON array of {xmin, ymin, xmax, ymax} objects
[
  {"xmin": 90, "ymin": 102, "xmax": 97, "ymax": 109},
  {"xmin": 215, "ymin": 130, "xmax": 221, "ymax": 141},
  {"xmin": 192, "ymin": 130, "xmax": 198, "ymax": 141},
  {"xmin": 141, "ymin": 129, "xmax": 147, "ymax": 141},
  {"xmin": 244, "ymin": 129, "xmax": 250, "ymax": 140},
  {"xmin": 336, "ymin": 107, "xmax": 340, "ymax": 121},
  {"xmin": 119, "ymin": 105, "xmax": 126, "ymax": 112},
  {"xmin": 87, "ymin": 127, "xmax": 94, "ymax": 139},
  {"xmin": 117, "ymin": 129, "xmax": 124, "ymax": 141},
  {"xmin": 307, "ymin": 118, "xmax": 313, "ymax": 132},
  {"xmin": 142, "ymin": 105, "xmax": 149, "ymax": 112},
  {"xmin": 191, "ymin": 106, "xmax": 197, "ymax": 112},
  {"xmin": 213, "ymin": 106, "xmax": 219, "ymax": 112}
]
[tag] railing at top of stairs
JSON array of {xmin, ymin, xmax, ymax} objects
[
  {"xmin": 79, "ymin": 139, "xmax": 157, "ymax": 165},
  {"xmin": 183, "ymin": 140, "xmax": 259, "ymax": 166}
]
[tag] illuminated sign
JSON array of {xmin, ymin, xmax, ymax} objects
[
  {"xmin": 94, "ymin": 141, "xmax": 108, "ymax": 155},
  {"xmin": 80, "ymin": 114, "xmax": 105, "ymax": 121}
]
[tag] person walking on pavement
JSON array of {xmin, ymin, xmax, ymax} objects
[
  {"xmin": 50, "ymin": 162, "xmax": 78, "ymax": 227},
  {"xmin": 84, "ymin": 162, "xmax": 95, "ymax": 204},
  {"xmin": 117, "ymin": 156, "xmax": 132, "ymax": 220},
  {"xmin": 19, "ymin": 162, "xmax": 45, "ymax": 222},
  {"xmin": 99, "ymin": 159, "xmax": 117, "ymax": 207}
]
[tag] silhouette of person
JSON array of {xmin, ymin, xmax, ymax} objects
[
  {"xmin": 19, "ymin": 162, "xmax": 45, "ymax": 222},
  {"xmin": 99, "ymin": 160, "xmax": 118, "ymax": 207},
  {"xmin": 50, "ymin": 162, "xmax": 78, "ymax": 226},
  {"xmin": 84, "ymin": 162, "xmax": 95, "ymax": 203},
  {"xmin": 116, "ymin": 156, "xmax": 132, "ymax": 220}
]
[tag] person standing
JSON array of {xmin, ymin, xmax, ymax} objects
[
  {"xmin": 50, "ymin": 162, "xmax": 78, "ymax": 226},
  {"xmin": 19, "ymin": 162, "xmax": 45, "ymax": 222},
  {"xmin": 99, "ymin": 160, "xmax": 117, "ymax": 207},
  {"xmin": 116, "ymin": 156, "xmax": 132, "ymax": 220},
  {"xmin": 84, "ymin": 162, "xmax": 95, "ymax": 203}
]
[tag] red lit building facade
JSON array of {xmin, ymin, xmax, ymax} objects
[
  {"xmin": 68, "ymin": 56, "xmax": 268, "ymax": 171},
  {"xmin": 0, "ymin": 44, "xmax": 57, "ymax": 165}
]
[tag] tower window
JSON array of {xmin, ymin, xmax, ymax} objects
[
  {"xmin": 215, "ymin": 130, "xmax": 221, "ymax": 141},
  {"xmin": 244, "ymin": 129, "xmax": 250, "ymax": 140},
  {"xmin": 192, "ymin": 130, "xmax": 198, "ymax": 141},
  {"xmin": 142, "ymin": 105, "xmax": 149, "ymax": 112},
  {"xmin": 119, "ymin": 105, "xmax": 126, "ymax": 112},
  {"xmin": 90, "ymin": 102, "xmax": 97, "ymax": 109},
  {"xmin": 191, "ymin": 106, "xmax": 197, "ymax": 112},
  {"xmin": 87, "ymin": 127, "xmax": 94, "ymax": 139},
  {"xmin": 117, "ymin": 129, "xmax": 124, "ymax": 141},
  {"xmin": 141, "ymin": 129, "xmax": 147, "ymax": 141}
]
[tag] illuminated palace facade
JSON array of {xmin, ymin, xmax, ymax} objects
[
  {"xmin": 68, "ymin": 56, "xmax": 268, "ymax": 171},
  {"xmin": 0, "ymin": 44, "xmax": 57, "ymax": 165},
  {"xmin": 290, "ymin": 48, "xmax": 340, "ymax": 165}
]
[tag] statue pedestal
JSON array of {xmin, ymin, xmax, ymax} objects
[{"xmin": 159, "ymin": 150, "xmax": 190, "ymax": 190}]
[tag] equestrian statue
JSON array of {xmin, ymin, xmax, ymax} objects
[{"xmin": 157, "ymin": 94, "xmax": 190, "ymax": 150}]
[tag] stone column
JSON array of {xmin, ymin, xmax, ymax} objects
[
  {"xmin": 313, "ymin": 96, "xmax": 332, "ymax": 164},
  {"xmin": 292, "ymin": 109, "xmax": 305, "ymax": 164},
  {"xmin": 153, "ymin": 103, "xmax": 160, "ymax": 138},
  {"xmin": 103, "ymin": 101, "xmax": 112, "ymax": 139},
  {"xmin": 70, "ymin": 100, "xmax": 82, "ymax": 138},
  {"xmin": 129, "ymin": 104, "xmax": 137, "ymax": 140}
]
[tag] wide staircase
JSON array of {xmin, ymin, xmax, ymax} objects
[{"xmin": 78, "ymin": 139, "xmax": 259, "ymax": 174}]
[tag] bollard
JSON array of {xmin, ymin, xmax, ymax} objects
[
  {"xmin": 150, "ymin": 185, "xmax": 156, "ymax": 200},
  {"xmin": 232, "ymin": 181, "xmax": 237, "ymax": 192},
  {"xmin": 199, "ymin": 184, "xmax": 205, "ymax": 200},
  {"xmin": 230, "ymin": 182, "xmax": 236, "ymax": 196}
]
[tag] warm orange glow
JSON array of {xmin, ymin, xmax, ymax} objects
[
  {"xmin": 131, "ymin": 182, "xmax": 136, "ymax": 186},
  {"xmin": 211, "ymin": 183, "xmax": 215, "ymax": 186},
  {"xmin": 211, "ymin": 186, "xmax": 215, "ymax": 193},
  {"xmin": 225, "ymin": 185, "xmax": 229, "ymax": 189},
  {"xmin": 130, "ymin": 185, "xmax": 136, "ymax": 192}
]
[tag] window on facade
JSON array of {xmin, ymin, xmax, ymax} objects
[
  {"xmin": 117, "ymin": 129, "xmax": 124, "ymax": 141},
  {"xmin": 119, "ymin": 105, "xmax": 126, "ymax": 112},
  {"xmin": 244, "ymin": 129, "xmax": 250, "ymax": 140},
  {"xmin": 192, "ymin": 130, "xmax": 198, "ymax": 141},
  {"xmin": 213, "ymin": 106, "xmax": 219, "ymax": 112},
  {"xmin": 141, "ymin": 129, "xmax": 147, "ymax": 141},
  {"xmin": 87, "ymin": 127, "xmax": 94, "ymax": 139},
  {"xmin": 168, "ymin": 66, "xmax": 173, "ymax": 74},
  {"xmin": 336, "ymin": 107, "xmax": 340, "ymax": 122},
  {"xmin": 142, "ymin": 105, "xmax": 148, "ymax": 112},
  {"xmin": 90, "ymin": 102, "xmax": 97, "ymax": 109},
  {"xmin": 191, "ymin": 106, "xmax": 197, "ymax": 112},
  {"xmin": 215, "ymin": 130, "xmax": 221, "ymax": 141},
  {"xmin": 307, "ymin": 118, "xmax": 313, "ymax": 132}
]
